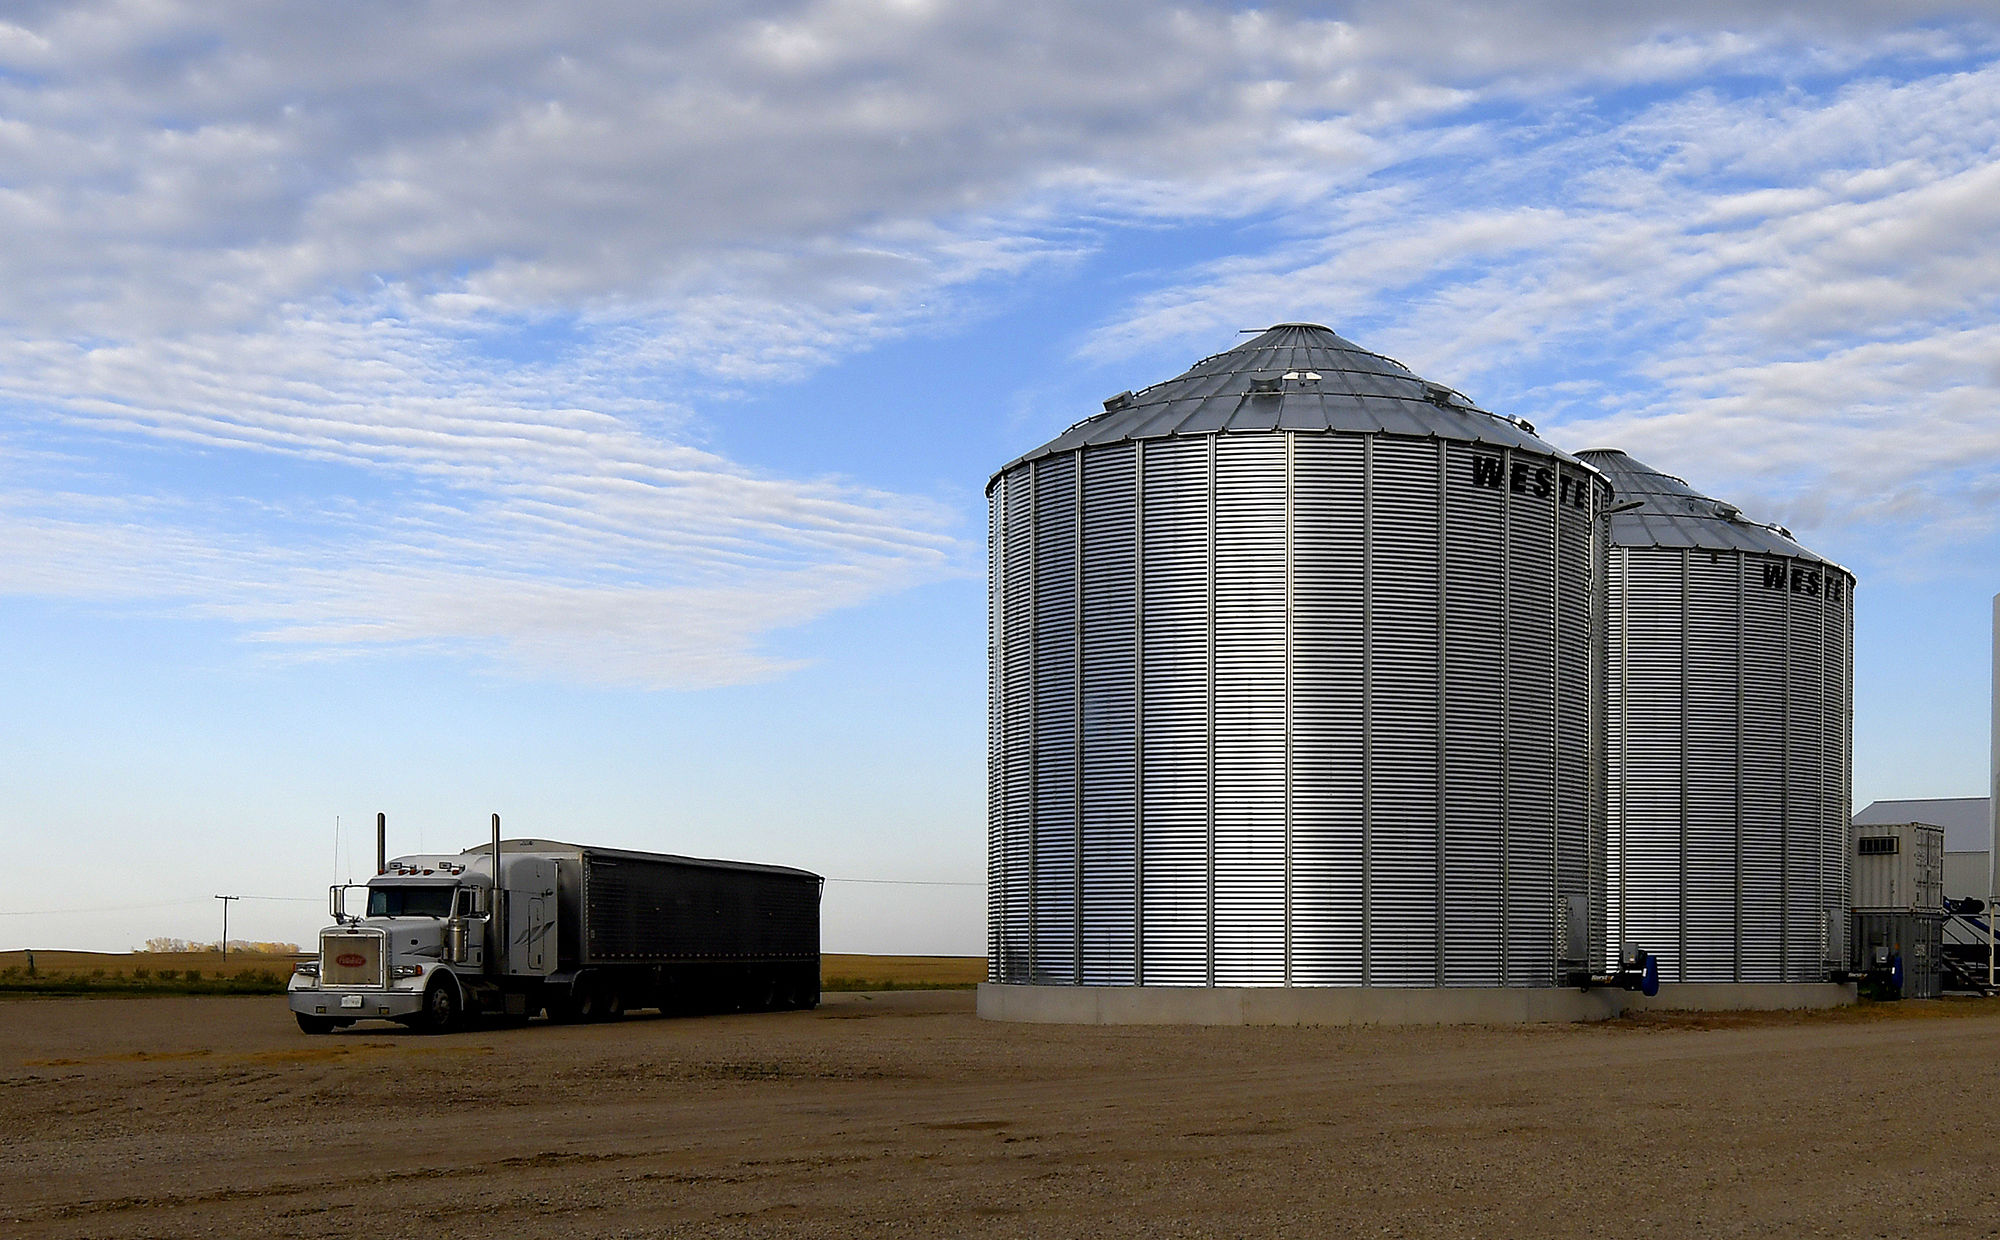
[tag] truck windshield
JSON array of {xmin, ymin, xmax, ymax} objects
[{"xmin": 367, "ymin": 886, "xmax": 455, "ymax": 918}]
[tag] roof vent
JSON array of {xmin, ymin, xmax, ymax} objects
[
  {"xmin": 1714, "ymin": 502, "xmax": 1743, "ymax": 522},
  {"xmin": 1247, "ymin": 376, "xmax": 1282, "ymax": 395},
  {"xmin": 1103, "ymin": 391, "xmax": 1134, "ymax": 412},
  {"xmin": 1422, "ymin": 381, "xmax": 1460, "ymax": 407}
]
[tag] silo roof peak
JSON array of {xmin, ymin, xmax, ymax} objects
[
  {"xmin": 1577, "ymin": 447, "xmax": 1847, "ymax": 572},
  {"xmin": 996, "ymin": 323, "xmax": 1589, "ymax": 482}
]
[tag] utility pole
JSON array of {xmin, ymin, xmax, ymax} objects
[{"xmin": 215, "ymin": 894, "xmax": 239, "ymax": 959}]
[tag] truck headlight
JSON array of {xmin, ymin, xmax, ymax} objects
[
  {"xmin": 391, "ymin": 964, "xmax": 426, "ymax": 979},
  {"xmin": 294, "ymin": 962, "xmax": 320, "ymax": 977}
]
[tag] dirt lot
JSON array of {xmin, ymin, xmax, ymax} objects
[{"xmin": 4, "ymin": 993, "xmax": 2000, "ymax": 1239}]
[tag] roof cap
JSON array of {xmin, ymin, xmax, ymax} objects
[{"xmin": 994, "ymin": 323, "xmax": 1592, "ymax": 483}]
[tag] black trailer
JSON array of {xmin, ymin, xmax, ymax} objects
[{"xmin": 480, "ymin": 838, "xmax": 822, "ymax": 1019}]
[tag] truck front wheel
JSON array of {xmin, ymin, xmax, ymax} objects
[
  {"xmin": 296, "ymin": 1012, "xmax": 337, "ymax": 1035},
  {"xmin": 420, "ymin": 981, "xmax": 461, "ymax": 1033}
]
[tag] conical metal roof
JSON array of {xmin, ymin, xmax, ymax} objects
[
  {"xmin": 1577, "ymin": 448, "xmax": 1846, "ymax": 571},
  {"xmin": 995, "ymin": 323, "xmax": 1584, "ymax": 482}
]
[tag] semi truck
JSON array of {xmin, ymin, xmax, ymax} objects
[{"xmin": 289, "ymin": 815, "xmax": 822, "ymax": 1033}]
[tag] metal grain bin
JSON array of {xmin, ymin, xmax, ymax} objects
[
  {"xmin": 989, "ymin": 324, "xmax": 1610, "ymax": 991},
  {"xmin": 1579, "ymin": 449, "xmax": 1854, "ymax": 985}
]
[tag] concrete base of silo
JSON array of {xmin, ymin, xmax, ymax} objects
[
  {"xmin": 1619, "ymin": 982, "xmax": 1856, "ymax": 1014},
  {"xmin": 977, "ymin": 981, "xmax": 1856, "ymax": 1026}
]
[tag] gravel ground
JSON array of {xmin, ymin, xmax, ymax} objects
[{"xmin": 4, "ymin": 992, "xmax": 2000, "ymax": 1238}]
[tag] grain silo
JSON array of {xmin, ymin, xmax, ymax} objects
[
  {"xmin": 1578, "ymin": 449, "xmax": 1854, "ymax": 989},
  {"xmin": 985, "ymin": 324, "xmax": 1611, "ymax": 1024}
]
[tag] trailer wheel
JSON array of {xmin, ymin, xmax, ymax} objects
[
  {"xmin": 296, "ymin": 1013, "xmax": 337, "ymax": 1035},
  {"xmin": 420, "ymin": 980, "xmax": 461, "ymax": 1033}
]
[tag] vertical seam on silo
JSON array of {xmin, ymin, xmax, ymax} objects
[
  {"xmin": 1616, "ymin": 549, "xmax": 1628, "ymax": 973},
  {"xmin": 1734, "ymin": 551, "xmax": 1744, "ymax": 983},
  {"xmin": 991, "ymin": 484, "xmax": 1002, "ymax": 984},
  {"xmin": 1679, "ymin": 548, "xmax": 1689, "ymax": 984},
  {"xmin": 1551, "ymin": 462, "xmax": 1562, "ymax": 985},
  {"xmin": 1028, "ymin": 458, "xmax": 1038, "ymax": 985},
  {"xmin": 1435, "ymin": 439, "xmax": 1448, "ymax": 987},
  {"xmin": 1134, "ymin": 444, "xmax": 1146, "ymax": 988},
  {"xmin": 1206, "ymin": 434, "xmax": 1217, "ymax": 989},
  {"xmin": 1781, "ymin": 560, "xmax": 1791, "ymax": 980},
  {"xmin": 1818, "ymin": 573, "xmax": 1828, "ymax": 973},
  {"xmin": 1596, "ymin": 482, "xmax": 1607, "ymax": 974},
  {"xmin": 1362, "ymin": 433, "xmax": 1374, "ymax": 986},
  {"xmin": 1284, "ymin": 431, "xmax": 1295, "ymax": 988},
  {"xmin": 1074, "ymin": 449, "xmax": 1084, "ymax": 988},
  {"xmin": 1500, "ymin": 447, "xmax": 1510, "ymax": 986}
]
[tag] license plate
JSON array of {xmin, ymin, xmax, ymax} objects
[{"xmin": 339, "ymin": 994, "xmax": 364, "ymax": 1009}]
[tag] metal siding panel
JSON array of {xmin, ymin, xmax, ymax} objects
[
  {"xmin": 1080, "ymin": 444, "xmax": 1139, "ymax": 985},
  {"xmin": 988, "ymin": 488, "xmax": 1003, "ymax": 983},
  {"xmin": 1290, "ymin": 435, "xmax": 1366, "ymax": 985},
  {"xmin": 1555, "ymin": 466, "xmax": 1597, "ymax": 969},
  {"xmin": 1366, "ymin": 437, "xmax": 1442, "ymax": 985},
  {"xmin": 1139, "ymin": 438, "xmax": 1212, "ymax": 985},
  {"xmin": 1609, "ymin": 547, "xmax": 1685, "ymax": 979},
  {"xmin": 1212, "ymin": 435, "xmax": 1289, "ymax": 985},
  {"xmin": 1033, "ymin": 455, "xmax": 1079, "ymax": 983},
  {"xmin": 1682, "ymin": 551, "xmax": 1743, "ymax": 982},
  {"xmin": 1785, "ymin": 567, "xmax": 1827, "ymax": 980},
  {"xmin": 1505, "ymin": 455, "xmax": 1558, "ymax": 986},
  {"xmin": 1831, "ymin": 575, "xmax": 1854, "ymax": 925},
  {"xmin": 1441, "ymin": 443, "xmax": 1504, "ymax": 986},
  {"xmin": 1738, "ymin": 557, "xmax": 1786, "ymax": 981},
  {"xmin": 999, "ymin": 469, "xmax": 1035, "ymax": 982}
]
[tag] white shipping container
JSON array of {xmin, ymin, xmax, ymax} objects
[{"xmin": 1851, "ymin": 822, "xmax": 1944, "ymax": 913}]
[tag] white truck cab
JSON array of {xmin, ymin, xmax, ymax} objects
[{"xmin": 289, "ymin": 827, "xmax": 557, "ymax": 1033}]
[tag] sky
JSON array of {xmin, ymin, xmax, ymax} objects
[{"xmin": 2, "ymin": 1, "xmax": 1998, "ymax": 955}]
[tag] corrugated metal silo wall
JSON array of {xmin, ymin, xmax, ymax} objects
[
  {"xmin": 1605, "ymin": 550, "xmax": 1854, "ymax": 982},
  {"xmin": 988, "ymin": 431, "xmax": 1609, "ymax": 987}
]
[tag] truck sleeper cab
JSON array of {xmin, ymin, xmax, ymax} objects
[{"xmin": 289, "ymin": 834, "xmax": 822, "ymax": 1034}]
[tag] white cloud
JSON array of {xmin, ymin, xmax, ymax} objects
[
  {"xmin": 1087, "ymin": 50, "xmax": 2000, "ymax": 575},
  {"xmin": 1, "ymin": 1, "xmax": 1996, "ymax": 683}
]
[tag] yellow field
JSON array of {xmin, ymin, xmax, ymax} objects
[
  {"xmin": 0, "ymin": 949, "xmax": 301, "ymax": 979},
  {"xmin": 3, "ymin": 950, "xmax": 985, "ymax": 989},
  {"xmin": 820, "ymin": 954, "xmax": 984, "ymax": 988}
]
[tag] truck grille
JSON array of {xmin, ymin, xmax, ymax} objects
[{"xmin": 320, "ymin": 931, "xmax": 385, "ymax": 987}]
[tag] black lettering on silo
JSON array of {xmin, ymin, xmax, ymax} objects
[
  {"xmin": 1532, "ymin": 466, "xmax": 1553, "ymax": 499},
  {"xmin": 1760, "ymin": 562, "xmax": 1787, "ymax": 591},
  {"xmin": 1471, "ymin": 456, "xmax": 1503, "ymax": 489},
  {"xmin": 1510, "ymin": 462, "xmax": 1531, "ymax": 493}
]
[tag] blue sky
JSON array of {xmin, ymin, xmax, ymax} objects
[{"xmin": 2, "ymin": 1, "xmax": 1997, "ymax": 954}]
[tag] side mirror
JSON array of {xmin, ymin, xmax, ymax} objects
[{"xmin": 453, "ymin": 886, "xmax": 489, "ymax": 918}]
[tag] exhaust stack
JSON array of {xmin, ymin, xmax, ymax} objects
[
  {"xmin": 376, "ymin": 812, "xmax": 386, "ymax": 876},
  {"xmin": 490, "ymin": 813, "xmax": 502, "ymax": 977}
]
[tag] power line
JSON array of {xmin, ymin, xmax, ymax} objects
[
  {"xmin": 0, "ymin": 894, "xmax": 319, "ymax": 917},
  {"xmin": 825, "ymin": 877, "xmax": 981, "ymax": 887}
]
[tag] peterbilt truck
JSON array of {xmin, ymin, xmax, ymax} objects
[{"xmin": 289, "ymin": 815, "xmax": 822, "ymax": 1033}]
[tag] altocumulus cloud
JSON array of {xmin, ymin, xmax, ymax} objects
[{"xmin": 0, "ymin": 1, "xmax": 1995, "ymax": 686}]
